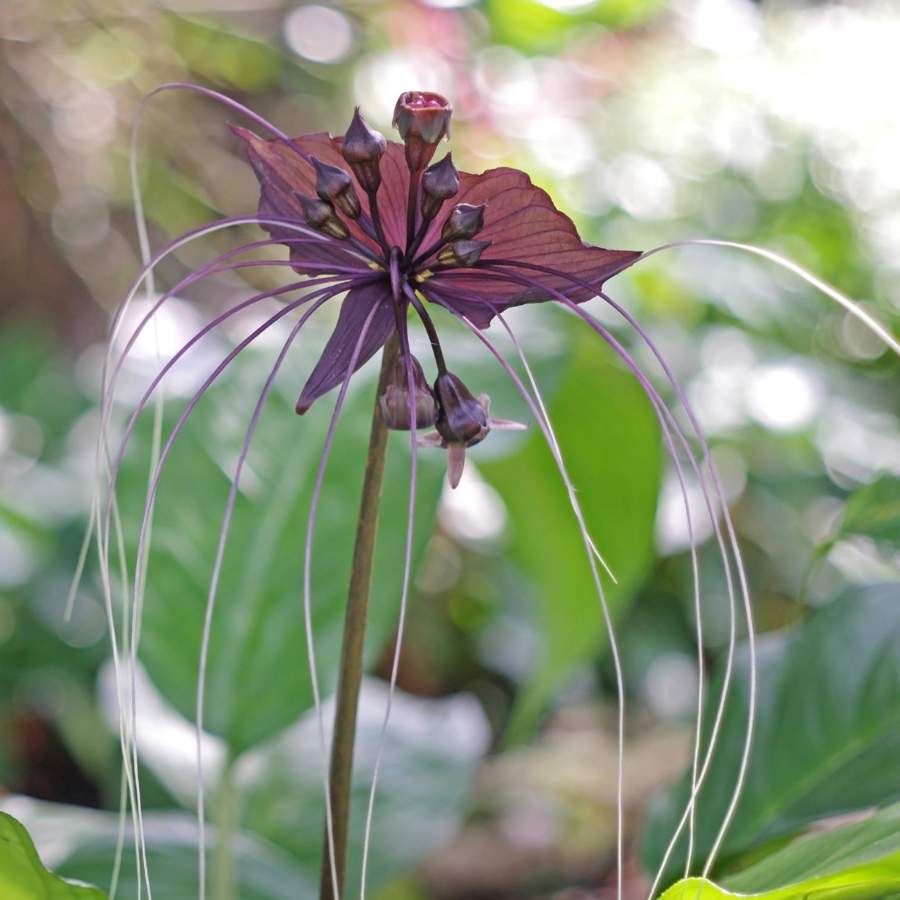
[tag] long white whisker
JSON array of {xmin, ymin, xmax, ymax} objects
[
  {"xmin": 639, "ymin": 239, "xmax": 900, "ymax": 357},
  {"xmin": 571, "ymin": 310, "xmax": 747, "ymax": 897},
  {"xmin": 194, "ymin": 286, "xmax": 338, "ymax": 899},
  {"xmin": 493, "ymin": 310, "xmax": 702, "ymax": 882},
  {"xmin": 101, "ymin": 288, "xmax": 333, "ymax": 900},
  {"xmin": 441, "ymin": 306, "xmax": 627, "ymax": 900},
  {"xmin": 92, "ymin": 460, "xmax": 149, "ymax": 900},
  {"xmin": 84, "ymin": 81, "xmax": 362, "ymax": 899},
  {"xmin": 448, "ymin": 263, "xmax": 750, "ymax": 894}
]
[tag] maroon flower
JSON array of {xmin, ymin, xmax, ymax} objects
[
  {"xmin": 392, "ymin": 90, "xmax": 453, "ymax": 172},
  {"xmin": 233, "ymin": 91, "xmax": 640, "ymax": 484}
]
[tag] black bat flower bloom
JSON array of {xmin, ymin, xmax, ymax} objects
[
  {"xmin": 90, "ymin": 80, "xmax": 898, "ymax": 900},
  {"xmin": 232, "ymin": 89, "xmax": 639, "ymax": 484}
]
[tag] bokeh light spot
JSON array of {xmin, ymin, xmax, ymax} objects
[
  {"xmin": 283, "ymin": 5, "xmax": 353, "ymax": 64},
  {"xmin": 746, "ymin": 363, "xmax": 823, "ymax": 431}
]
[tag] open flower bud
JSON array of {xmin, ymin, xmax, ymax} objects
[
  {"xmin": 340, "ymin": 108, "xmax": 386, "ymax": 193},
  {"xmin": 441, "ymin": 203, "xmax": 485, "ymax": 242},
  {"xmin": 379, "ymin": 355, "xmax": 438, "ymax": 430},
  {"xmin": 438, "ymin": 239, "xmax": 490, "ymax": 268},
  {"xmin": 420, "ymin": 153, "xmax": 459, "ymax": 222},
  {"xmin": 296, "ymin": 194, "xmax": 350, "ymax": 240},
  {"xmin": 312, "ymin": 157, "xmax": 361, "ymax": 219},
  {"xmin": 393, "ymin": 91, "xmax": 452, "ymax": 172}
]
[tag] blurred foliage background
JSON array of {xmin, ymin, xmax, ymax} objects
[{"xmin": 0, "ymin": 0, "xmax": 898, "ymax": 898}]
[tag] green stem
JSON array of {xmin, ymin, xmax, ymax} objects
[
  {"xmin": 318, "ymin": 332, "xmax": 400, "ymax": 900},
  {"xmin": 211, "ymin": 761, "xmax": 238, "ymax": 900}
]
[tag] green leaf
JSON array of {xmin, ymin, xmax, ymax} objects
[
  {"xmin": 485, "ymin": 0, "xmax": 667, "ymax": 52},
  {"xmin": 171, "ymin": 15, "xmax": 283, "ymax": 91},
  {"xmin": 481, "ymin": 330, "xmax": 661, "ymax": 742},
  {"xmin": 642, "ymin": 584, "xmax": 900, "ymax": 883},
  {"xmin": 117, "ymin": 349, "xmax": 445, "ymax": 754},
  {"xmin": 0, "ymin": 811, "xmax": 106, "ymax": 899},
  {"xmin": 841, "ymin": 475, "xmax": 900, "ymax": 544},
  {"xmin": 238, "ymin": 679, "xmax": 489, "ymax": 898},
  {"xmin": 3, "ymin": 797, "xmax": 313, "ymax": 899},
  {"xmin": 659, "ymin": 802, "xmax": 900, "ymax": 899}
]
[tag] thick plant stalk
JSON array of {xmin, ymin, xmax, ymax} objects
[{"xmin": 319, "ymin": 332, "xmax": 400, "ymax": 900}]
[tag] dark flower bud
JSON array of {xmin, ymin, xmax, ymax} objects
[
  {"xmin": 421, "ymin": 375, "xmax": 526, "ymax": 488},
  {"xmin": 434, "ymin": 372, "xmax": 489, "ymax": 447},
  {"xmin": 312, "ymin": 157, "xmax": 361, "ymax": 219},
  {"xmin": 340, "ymin": 108, "xmax": 386, "ymax": 193},
  {"xmin": 379, "ymin": 355, "xmax": 438, "ymax": 430},
  {"xmin": 438, "ymin": 238, "xmax": 490, "ymax": 268},
  {"xmin": 420, "ymin": 153, "xmax": 459, "ymax": 222},
  {"xmin": 392, "ymin": 91, "xmax": 453, "ymax": 172},
  {"xmin": 441, "ymin": 203, "xmax": 485, "ymax": 241},
  {"xmin": 296, "ymin": 193, "xmax": 350, "ymax": 240}
]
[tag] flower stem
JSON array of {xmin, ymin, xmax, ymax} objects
[{"xmin": 319, "ymin": 331, "xmax": 400, "ymax": 900}]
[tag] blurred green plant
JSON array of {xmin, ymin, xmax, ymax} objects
[
  {"xmin": 660, "ymin": 801, "xmax": 900, "ymax": 898},
  {"xmin": 0, "ymin": 812, "xmax": 105, "ymax": 899},
  {"xmin": 2, "ymin": 0, "xmax": 900, "ymax": 897},
  {"xmin": 642, "ymin": 584, "xmax": 900, "ymax": 886}
]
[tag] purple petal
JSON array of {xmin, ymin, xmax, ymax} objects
[
  {"xmin": 296, "ymin": 281, "xmax": 396, "ymax": 413},
  {"xmin": 423, "ymin": 286, "xmax": 501, "ymax": 330},
  {"xmin": 422, "ymin": 166, "xmax": 639, "ymax": 322},
  {"xmin": 446, "ymin": 442, "xmax": 466, "ymax": 489}
]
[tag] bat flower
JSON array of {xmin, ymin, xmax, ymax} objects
[
  {"xmin": 232, "ymin": 89, "xmax": 641, "ymax": 486},
  {"xmin": 92, "ymin": 79, "xmax": 892, "ymax": 900}
]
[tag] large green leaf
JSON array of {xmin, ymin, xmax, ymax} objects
[
  {"xmin": 2, "ymin": 797, "xmax": 312, "ymax": 900},
  {"xmin": 642, "ymin": 584, "xmax": 900, "ymax": 883},
  {"xmin": 116, "ymin": 348, "xmax": 445, "ymax": 753},
  {"xmin": 659, "ymin": 802, "xmax": 900, "ymax": 899},
  {"xmin": 481, "ymin": 329, "xmax": 661, "ymax": 741},
  {"xmin": 0, "ymin": 811, "xmax": 105, "ymax": 899},
  {"xmin": 8, "ymin": 683, "xmax": 486, "ymax": 899}
]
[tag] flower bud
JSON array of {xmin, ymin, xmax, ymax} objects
[
  {"xmin": 441, "ymin": 203, "xmax": 485, "ymax": 242},
  {"xmin": 434, "ymin": 372, "xmax": 490, "ymax": 447},
  {"xmin": 296, "ymin": 193, "xmax": 350, "ymax": 240},
  {"xmin": 379, "ymin": 355, "xmax": 438, "ymax": 430},
  {"xmin": 392, "ymin": 91, "xmax": 452, "ymax": 172},
  {"xmin": 420, "ymin": 153, "xmax": 459, "ymax": 222},
  {"xmin": 438, "ymin": 239, "xmax": 490, "ymax": 268},
  {"xmin": 312, "ymin": 156, "xmax": 361, "ymax": 219},
  {"xmin": 340, "ymin": 108, "xmax": 386, "ymax": 193}
]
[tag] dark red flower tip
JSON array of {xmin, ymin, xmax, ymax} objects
[
  {"xmin": 393, "ymin": 91, "xmax": 452, "ymax": 171},
  {"xmin": 311, "ymin": 156, "xmax": 360, "ymax": 219},
  {"xmin": 441, "ymin": 203, "xmax": 485, "ymax": 242},
  {"xmin": 421, "ymin": 152, "xmax": 459, "ymax": 221},
  {"xmin": 379, "ymin": 354, "xmax": 438, "ymax": 430},
  {"xmin": 340, "ymin": 108, "xmax": 386, "ymax": 192}
]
